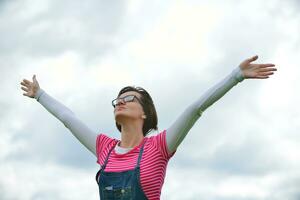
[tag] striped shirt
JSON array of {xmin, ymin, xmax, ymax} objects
[{"xmin": 96, "ymin": 130, "xmax": 176, "ymax": 200}]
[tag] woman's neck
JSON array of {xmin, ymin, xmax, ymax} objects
[{"xmin": 119, "ymin": 123, "xmax": 144, "ymax": 148}]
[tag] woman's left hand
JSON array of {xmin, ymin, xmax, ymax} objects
[{"xmin": 239, "ymin": 55, "xmax": 277, "ymax": 79}]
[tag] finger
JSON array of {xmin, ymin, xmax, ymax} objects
[
  {"xmin": 23, "ymin": 79, "xmax": 31, "ymax": 84},
  {"xmin": 259, "ymin": 63, "xmax": 276, "ymax": 68},
  {"xmin": 255, "ymin": 76, "xmax": 269, "ymax": 79},
  {"xmin": 21, "ymin": 87, "xmax": 29, "ymax": 92},
  {"xmin": 259, "ymin": 72, "xmax": 274, "ymax": 76},
  {"xmin": 33, "ymin": 74, "xmax": 37, "ymax": 81},
  {"xmin": 21, "ymin": 82, "xmax": 29, "ymax": 86},
  {"xmin": 259, "ymin": 67, "xmax": 277, "ymax": 72},
  {"xmin": 23, "ymin": 93, "xmax": 29, "ymax": 97}
]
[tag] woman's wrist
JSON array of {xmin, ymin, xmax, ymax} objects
[
  {"xmin": 232, "ymin": 66, "xmax": 245, "ymax": 82},
  {"xmin": 34, "ymin": 88, "xmax": 44, "ymax": 101}
]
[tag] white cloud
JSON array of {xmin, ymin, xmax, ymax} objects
[
  {"xmin": 1, "ymin": 0, "xmax": 299, "ymax": 199},
  {"xmin": 0, "ymin": 162, "xmax": 99, "ymax": 200}
]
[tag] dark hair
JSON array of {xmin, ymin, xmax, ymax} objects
[{"xmin": 115, "ymin": 86, "xmax": 158, "ymax": 136}]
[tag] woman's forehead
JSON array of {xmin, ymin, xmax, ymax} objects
[{"xmin": 119, "ymin": 91, "xmax": 141, "ymax": 98}]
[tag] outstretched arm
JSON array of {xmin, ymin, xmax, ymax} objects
[
  {"xmin": 165, "ymin": 55, "xmax": 277, "ymax": 154},
  {"xmin": 20, "ymin": 76, "xmax": 98, "ymax": 156}
]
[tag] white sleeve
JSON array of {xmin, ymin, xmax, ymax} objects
[
  {"xmin": 35, "ymin": 89, "xmax": 98, "ymax": 157},
  {"xmin": 166, "ymin": 66, "xmax": 245, "ymax": 153}
]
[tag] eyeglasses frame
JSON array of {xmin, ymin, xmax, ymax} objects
[{"xmin": 112, "ymin": 95, "xmax": 143, "ymax": 108}]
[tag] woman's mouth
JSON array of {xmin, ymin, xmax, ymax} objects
[{"xmin": 116, "ymin": 106, "xmax": 125, "ymax": 111}]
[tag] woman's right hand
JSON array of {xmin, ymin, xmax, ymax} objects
[{"xmin": 20, "ymin": 75, "xmax": 40, "ymax": 98}]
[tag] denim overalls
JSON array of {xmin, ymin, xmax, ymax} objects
[{"xmin": 95, "ymin": 138, "xmax": 148, "ymax": 200}]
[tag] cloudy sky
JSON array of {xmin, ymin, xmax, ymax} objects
[{"xmin": 1, "ymin": 0, "xmax": 300, "ymax": 199}]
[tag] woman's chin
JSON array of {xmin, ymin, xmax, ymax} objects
[
  {"xmin": 114, "ymin": 113, "xmax": 138, "ymax": 122},
  {"xmin": 114, "ymin": 113, "xmax": 127, "ymax": 121}
]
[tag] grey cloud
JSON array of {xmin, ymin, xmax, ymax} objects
[
  {"xmin": 5, "ymin": 116, "xmax": 96, "ymax": 169},
  {"xmin": 269, "ymin": 0, "xmax": 300, "ymax": 16},
  {"xmin": 0, "ymin": 0, "xmax": 127, "ymax": 60},
  {"xmin": 209, "ymin": 197, "xmax": 258, "ymax": 200},
  {"xmin": 0, "ymin": 0, "xmax": 11, "ymax": 10},
  {"xmin": 0, "ymin": 101, "xmax": 10, "ymax": 120},
  {"xmin": 0, "ymin": 181, "xmax": 62, "ymax": 200},
  {"xmin": 172, "ymin": 130, "xmax": 282, "ymax": 176},
  {"xmin": 0, "ymin": 183, "xmax": 16, "ymax": 200},
  {"xmin": 30, "ymin": 189, "xmax": 62, "ymax": 200},
  {"xmin": 269, "ymin": 176, "xmax": 300, "ymax": 200},
  {"xmin": 207, "ymin": 1, "xmax": 284, "ymax": 63},
  {"xmin": 292, "ymin": 0, "xmax": 300, "ymax": 12},
  {"xmin": 206, "ymin": 137, "xmax": 281, "ymax": 175}
]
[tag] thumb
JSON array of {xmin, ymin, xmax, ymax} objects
[
  {"xmin": 33, "ymin": 74, "xmax": 36, "ymax": 81},
  {"xmin": 247, "ymin": 55, "xmax": 258, "ymax": 62}
]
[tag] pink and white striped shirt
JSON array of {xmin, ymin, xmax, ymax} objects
[{"xmin": 96, "ymin": 130, "xmax": 176, "ymax": 200}]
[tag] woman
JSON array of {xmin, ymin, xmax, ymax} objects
[{"xmin": 20, "ymin": 55, "xmax": 276, "ymax": 199}]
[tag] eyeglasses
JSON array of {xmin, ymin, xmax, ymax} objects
[{"xmin": 112, "ymin": 95, "xmax": 142, "ymax": 108}]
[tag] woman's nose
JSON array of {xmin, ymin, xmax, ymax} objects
[{"xmin": 116, "ymin": 99, "xmax": 125, "ymax": 106}]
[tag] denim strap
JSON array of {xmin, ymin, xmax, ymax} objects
[
  {"xmin": 101, "ymin": 140, "xmax": 117, "ymax": 170},
  {"xmin": 135, "ymin": 138, "xmax": 147, "ymax": 168}
]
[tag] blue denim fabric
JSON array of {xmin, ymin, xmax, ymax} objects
[{"xmin": 96, "ymin": 139, "xmax": 148, "ymax": 200}]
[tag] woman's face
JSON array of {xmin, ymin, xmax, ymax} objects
[{"xmin": 113, "ymin": 91, "xmax": 145, "ymax": 123}]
